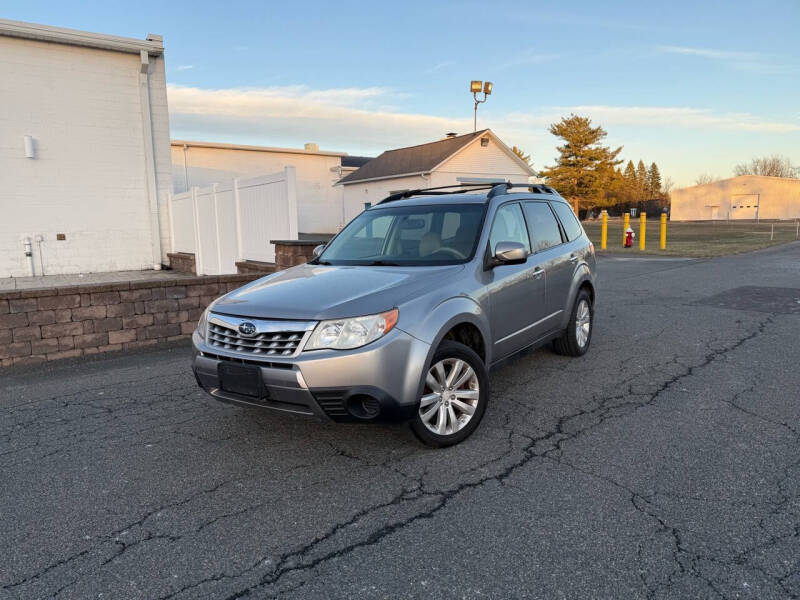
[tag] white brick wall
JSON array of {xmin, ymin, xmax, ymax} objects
[{"xmin": 0, "ymin": 35, "xmax": 172, "ymax": 277}]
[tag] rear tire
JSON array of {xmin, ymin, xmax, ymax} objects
[
  {"xmin": 410, "ymin": 341, "xmax": 489, "ymax": 448},
  {"xmin": 552, "ymin": 288, "xmax": 593, "ymax": 357}
]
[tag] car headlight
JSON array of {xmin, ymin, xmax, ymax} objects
[
  {"xmin": 304, "ymin": 309, "xmax": 398, "ymax": 351},
  {"xmin": 196, "ymin": 307, "xmax": 210, "ymax": 339}
]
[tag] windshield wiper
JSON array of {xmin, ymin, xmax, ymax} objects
[{"xmin": 364, "ymin": 260, "xmax": 402, "ymax": 266}]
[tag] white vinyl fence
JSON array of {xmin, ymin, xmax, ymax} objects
[{"xmin": 168, "ymin": 167, "xmax": 298, "ymax": 275}]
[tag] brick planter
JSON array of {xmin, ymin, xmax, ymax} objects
[
  {"xmin": 167, "ymin": 252, "xmax": 197, "ymax": 274},
  {"xmin": 0, "ymin": 274, "xmax": 258, "ymax": 367},
  {"xmin": 271, "ymin": 239, "xmax": 327, "ymax": 270},
  {"xmin": 235, "ymin": 260, "xmax": 277, "ymax": 275}
]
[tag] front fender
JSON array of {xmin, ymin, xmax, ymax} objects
[{"xmin": 398, "ymin": 295, "xmax": 492, "ymax": 404}]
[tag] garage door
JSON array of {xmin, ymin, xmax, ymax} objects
[{"xmin": 730, "ymin": 194, "xmax": 759, "ymax": 220}]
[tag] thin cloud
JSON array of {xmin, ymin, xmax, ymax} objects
[
  {"xmin": 424, "ymin": 60, "xmax": 456, "ymax": 74},
  {"xmin": 166, "ymin": 83, "xmax": 800, "ymax": 167},
  {"xmin": 176, "ymin": 65, "xmax": 194, "ymax": 71},
  {"xmin": 657, "ymin": 45, "xmax": 760, "ymax": 60},
  {"xmin": 656, "ymin": 45, "xmax": 794, "ymax": 74}
]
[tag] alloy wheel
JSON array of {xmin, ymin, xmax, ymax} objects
[
  {"xmin": 419, "ymin": 358, "xmax": 480, "ymax": 435},
  {"xmin": 575, "ymin": 299, "xmax": 591, "ymax": 348}
]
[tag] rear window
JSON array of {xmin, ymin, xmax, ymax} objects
[
  {"xmin": 550, "ymin": 202, "xmax": 583, "ymax": 242},
  {"xmin": 523, "ymin": 202, "xmax": 563, "ymax": 251}
]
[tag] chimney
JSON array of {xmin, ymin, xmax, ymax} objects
[
  {"xmin": 444, "ymin": 132, "xmax": 458, "ymax": 139},
  {"xmin": 304, "ymin": 142, "xmax": 319, "ymax": 152}
]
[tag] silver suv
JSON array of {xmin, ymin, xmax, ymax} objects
[{"xmin": 192, "ymin": 183, "xmax": 596, "ymax": 446}]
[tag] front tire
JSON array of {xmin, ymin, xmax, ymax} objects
[
  {"xmin": 411, "ymin": 341, "xmax": 489, "ymax": 447},
  {"xmin": 552, "ymin": 288, "xmax": 593, "ymax": 357}
]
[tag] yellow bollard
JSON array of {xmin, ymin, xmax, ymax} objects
[
  {"xmin": 660, "ymin": 212, "xmax": 667, "ymax": 250},
  {"xmin": 600, "ymin": 210, "xmax": 608, "ymax": 250},
  {"xmin": 622, "ymin": 212, "xmax": 630, "ymax": 247},
  {"xmin": 639, "ymin": 212, "xmax": 647, "ymax": 250}
]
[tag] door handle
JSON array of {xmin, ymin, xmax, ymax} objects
[
  {"xmin": 569, "ymin": 254, "xmax": 579, "ymax": 264},
  {"xmin": 531, "ymin": 267, "xmax": 544, "ymax": 279}
]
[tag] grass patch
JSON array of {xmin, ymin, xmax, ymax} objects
[{"xmin": 583, "ymin": 219, "xmax": 800, "ymax": 258}]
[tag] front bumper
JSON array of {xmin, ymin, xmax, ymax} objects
[{"xmin": 191, "ymin": 327, "xmax": 429, "ymax": 423}]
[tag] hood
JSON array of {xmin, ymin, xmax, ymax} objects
[{"xmin": 212, "ymin": 263, "xmax": 465, "ymax": 321}]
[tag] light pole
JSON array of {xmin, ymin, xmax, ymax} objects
[{"xmin": 470, "ymin": 80, "xmax": 493, "ymax": 131}]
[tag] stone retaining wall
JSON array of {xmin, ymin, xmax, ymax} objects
[{"xmin": 0, "ymin": 274, "xmax": 258, "ymax": 367}]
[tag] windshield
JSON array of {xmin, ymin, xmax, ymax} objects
[{"xmin": 318, "ymin": 203, "xmax": 486, "ymax": 266}]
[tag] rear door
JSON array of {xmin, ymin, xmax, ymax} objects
[
  {"xmin": 547, "ymin": 201, "xmax": 586, "ymax": 315},
  {"xmin": 522, "ymin": 201, "xmax": 571, "ymax": 326},
  {"xmin": 487, "ymin": 202, "xmax": 548, "ymax": 359}
]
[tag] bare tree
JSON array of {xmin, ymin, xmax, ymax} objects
[
  {"xmin": 734, "ymin": 154, "xmax": 798, "ymax": 178},
  {"xmin": 661, "ymin": 176, "xmax": 675, "ymax": 195},
  {"xmin": 695, "ymin": 173, "xmax": 720, "ymax": 185}
]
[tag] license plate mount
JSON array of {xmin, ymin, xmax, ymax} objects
[{"xmin": 218, "ymin": 363, "xmax": 263, "ymax": 398}]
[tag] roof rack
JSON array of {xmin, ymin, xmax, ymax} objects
[
  {"xmin": 379, "ymin": 183, "xmax": 500, "ymax": 204},
  {"xmin": 487, "ymin": 182, "xmax": 557, "ymax": 198},
  {"xmin": 377, "ymin": 181, "xmax": 559, "ymax": 205}
]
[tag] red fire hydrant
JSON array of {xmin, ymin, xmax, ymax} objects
[{"xmin": 624, "ymin": 227, "xmax": 635, "ymax": 248}]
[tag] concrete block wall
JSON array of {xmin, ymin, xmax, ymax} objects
[{"xmin": 0, "ymin": 274, "xmax": 258, "ymax": 367}]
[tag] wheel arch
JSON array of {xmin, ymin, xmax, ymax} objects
[{"xmin": 410, "ymin": 298, "xmax": 492, "ymax": 404}]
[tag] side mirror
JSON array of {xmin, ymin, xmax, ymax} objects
[
  {"xmin": 493, "ymin": 241, "xmax": 527, "ymax": 265},
  {"xmin": 312, "ymin": 244, "xmax": 326, "ymax": 259}
]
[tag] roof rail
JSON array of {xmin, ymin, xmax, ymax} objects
[
  {"xmin": 487, "ymin": 182, "xmax": 557, "ymax": 198},
  {"xmin": 378, "ymin": 183, "xmax": 500, "ymax": 204}
]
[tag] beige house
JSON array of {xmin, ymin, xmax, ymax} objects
[
  {"xmin": 671, "ymin": 175, "xmax": 800, "ymax": 221},
  {"xmin": 338, "ymin": 130, "xmax": 535, "ymax": 222}
]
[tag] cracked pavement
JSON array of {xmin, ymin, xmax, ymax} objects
[{"xmin": 2, "ymin": 243, "xmax": 799, "ymax": 599}]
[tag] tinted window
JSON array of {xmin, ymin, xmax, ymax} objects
[
  {"xmin": 523, "ymin": 202, "xmax": 563, "ymax": 251},
  {"xmin": 319, "ymin": 204, "xmax": 485, "ymax": 265},
  {"xmin": 489, "ymin": 203, "xmax": 530, "ymax": 254},
  {"xmin": 550, "ymin": 202, "xmax": 583, "ymax": 241}
]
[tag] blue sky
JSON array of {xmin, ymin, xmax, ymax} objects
[{"xmin": 4, "ymin": 0, "xmax": 799, "ymax": 186}]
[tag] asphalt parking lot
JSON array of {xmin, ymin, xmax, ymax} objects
[{"xmin": 2, "ymin": 243, "xmax": 799, "ymax": 600}]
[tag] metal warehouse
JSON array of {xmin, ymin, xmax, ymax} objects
[{"xmin": 670, "ymin": 175, "xmax": 800, "ymax": 221}]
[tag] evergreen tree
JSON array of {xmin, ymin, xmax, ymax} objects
[
  {"xmin": 647, "ymin": 162, "xmax": 662, "ymax": 198},
  {"xmin": 538, "ymin": 114, "xmax": 622, "ymax": 209},
  {"xmin": 511, "ymin": 146, "xmax": 532, "ymax": 167},
  {"xmin": 636, "ymin": 160, "xmax": 648, "ymax": 200},
  {"xmin": 623, "ymin": 160, "xmax": 636, "ymax": 182}
]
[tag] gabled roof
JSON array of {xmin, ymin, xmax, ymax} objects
[
  {"xmin": 341, "ymin": 155, "xmax": 374, "ymax": 168},
  {"xmin": 340, "ymin": 129, "xmax": 507, "ymax": 185}
]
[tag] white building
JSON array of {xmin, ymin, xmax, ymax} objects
[
  {"xmin": 0, "ymin": 19, "xmax": 172, "ymax": 278},
  {"xmin": 171, "ymin": 140, "xmax": 371, "ymax": 235},
  {"xmin": 670, "ymin": 175, "xmax": 800, "ymax": 221},
  {"xmin": 339, "ymin": 130, "xmax": 535, "ymax": 221}
]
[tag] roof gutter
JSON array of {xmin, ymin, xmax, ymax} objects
[
  {"xmin": 0, "ymin": 18, "xmax": 163, "ymax": 55},
  {"xmin": 338, "ymin": 171, "xmax": 431, "ymax": 186}
]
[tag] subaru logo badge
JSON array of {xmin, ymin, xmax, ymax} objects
[{"xmin": 238, "ymin": 321, "xmax": 256, "ymax": 337}]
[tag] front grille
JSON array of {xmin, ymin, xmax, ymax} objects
[{"xmin": 207, "ymin": 323, "xmax": 305, "ymax": 356}]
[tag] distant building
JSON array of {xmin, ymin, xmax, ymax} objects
[
  {"xmin": 671, "ymin": 175, "xmax": 800, "ymax": 221},
  {"xmin": 171, "ymin": 140, "xmax": 372, "ymax": 235},
  {"xmin": 338, "ymin": 130, "xmax": 535, "ymax": 221},
  {"xmin": 0, "ymin": 19, "xmax": 172, "ymax": 278}
]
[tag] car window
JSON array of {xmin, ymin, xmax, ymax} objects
[
  {"xmin": 319, "ymin": 203, "xmax": 485, "ymax": 265},
  {"xmin": 489, "ymin": 203, "xmax": 530, "ymax": 254},
  {"xmin": 550, "ymin": 202, "xmax": 583, "ymax": 242},
  {"xmin": 523, "ymin": 202, "xmax": 563, "ymax": 252}
]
